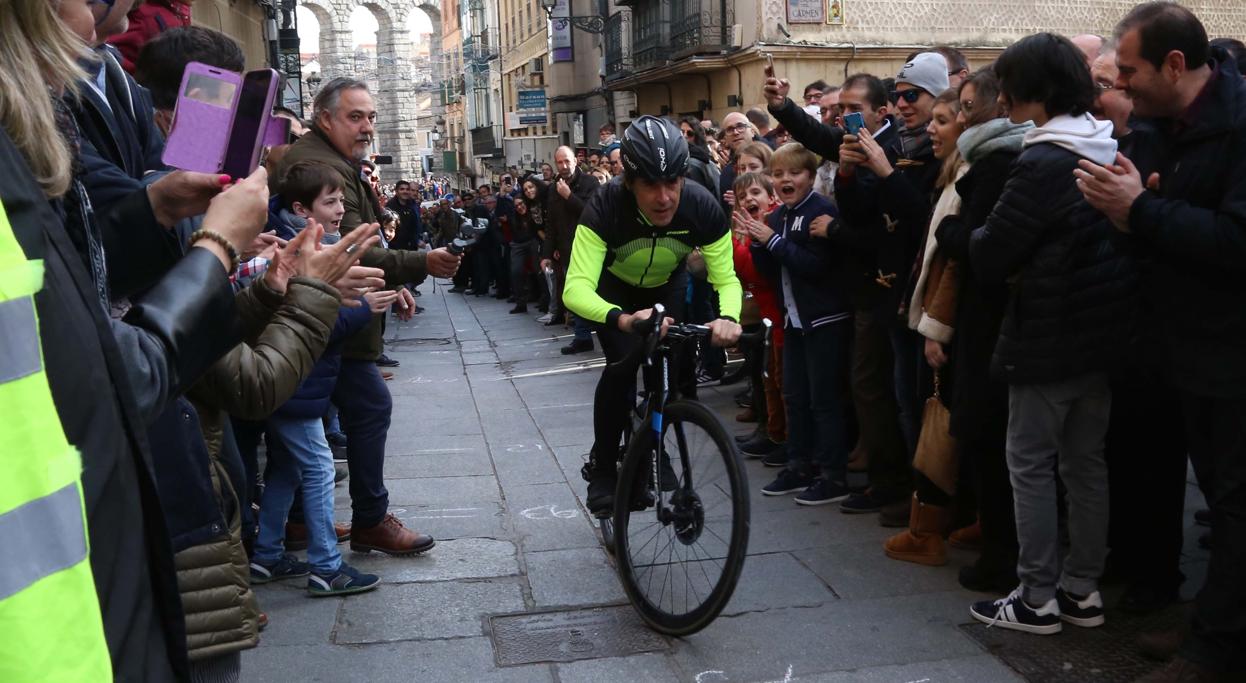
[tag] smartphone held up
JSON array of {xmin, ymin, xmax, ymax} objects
[
  {"xmin": 842, "ymin": 112, "xmax": 865, "ymax": 135},
  {"xmin": 162, "ymin": 63, "xmax": 283, "ymax": 178}
]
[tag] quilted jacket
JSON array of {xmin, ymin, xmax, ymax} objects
[
  {"xmin": 968, "ymin": 138, "xmax": 1138, "ymax": 384},
  {"xmin": 176, "ymin": 275, "xmax": 340, "ymax": 660}
]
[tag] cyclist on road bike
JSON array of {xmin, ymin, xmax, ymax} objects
[{"xmin": 562, "ymin": 115, "xmax": 744, "ymax": 516}]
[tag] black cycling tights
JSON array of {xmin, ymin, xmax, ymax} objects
[{"xmin": 590, "ymin": 269, "xmax": 692, "ymax": 467}]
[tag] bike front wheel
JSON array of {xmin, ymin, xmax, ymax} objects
[{"xmin": 613, "ymin": 400, "xmax": 750, "ymax": 636}]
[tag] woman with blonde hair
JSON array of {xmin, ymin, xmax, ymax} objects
[{"xmin": 0, "ymin": 0, "xmax": 271, "ymax": 678}]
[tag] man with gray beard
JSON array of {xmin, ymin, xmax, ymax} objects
[{"xmin": 280, "ymin": 78, "xmax": 461, "ymax": 555}]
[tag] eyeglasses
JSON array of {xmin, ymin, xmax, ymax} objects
[
  {"xmin": 891, "ymin": 89, "xmax": 923, "ymax": 104},
  {"xmin": 724, "ymin": 122, "xmax": 751, "ymax": 133}
]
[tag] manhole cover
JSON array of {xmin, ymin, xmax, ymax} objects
[
  {"xmin": 489, "ymin": 605, "xmax": 668, "ymax": 666},
  {"xmin": 960, "ymin": 604, "xmax": 1187, "ymax": 682}
]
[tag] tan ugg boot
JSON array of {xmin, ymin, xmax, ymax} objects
[{"xmin": 883, "ymin": 494, "xmax": 951, "ymax": 566}]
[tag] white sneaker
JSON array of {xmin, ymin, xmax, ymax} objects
[
  {"xmin": 970, "ymin": 587, "xmax": 1062, "ymax": 635},
  {"xmin": 536, "ymin": 313, "xmax": 553, "ymax": 324}
]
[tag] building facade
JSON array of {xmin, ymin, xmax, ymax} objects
[
  {"xmin": 603, "ymin": 0, "xmax": 1246, "ymax": 126},
  {"xmin": 205, "ymin": 0, "xmax": 1245, "ymax": 186}
]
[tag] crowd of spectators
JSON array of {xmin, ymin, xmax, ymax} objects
[{"xmin": 2, "ymin": 0, "xmax": 1244, "ymax": 681}]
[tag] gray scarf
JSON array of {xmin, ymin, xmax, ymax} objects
[{"xmin": 957, "ymin": 118, "xmax": 1033, "ymax": 164}]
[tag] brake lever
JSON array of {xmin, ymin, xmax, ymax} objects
[{"xmin": 641, "ymin": 303, "xmax": 666, "ymax": 365}]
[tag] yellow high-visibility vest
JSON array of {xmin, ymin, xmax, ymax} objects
[{"xmin": 0, "ymin": 199, "xmax": 112, "ymax": 681}]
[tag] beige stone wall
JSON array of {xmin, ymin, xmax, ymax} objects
[
  {"xmin": 753, "ymin": 0, "xmax": 1246, "ymax": 46},
  {"xmin": 193, "ymin": 0, "xmax": 268, "ymax": 69},
  {"xmin": 620, "ymin": 0, "xmax": 1245, "ymax": 123}
]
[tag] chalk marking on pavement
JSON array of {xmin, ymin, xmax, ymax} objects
[
  {"xmin": 504, "ymin": 443, "xmax": 545, "ymax": 453},
  {"xmin": 393, "ymin": 506, "xmax": 481, "ymax": 519},
  {"xmin": 498, "ymin": 361, "xmax": 607, "ymax": 380},
  {"xmin": 694, "ymin": 671, "xmax": 727, "ymax": 683},
  {"xmin": 904, "ymin": 678, "xmax": 932, "ymax": 683},
  {"xmin": 519, "ymin": 504, "xmax": 579, "ymax": 520}
]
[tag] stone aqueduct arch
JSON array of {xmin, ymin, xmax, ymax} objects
[{"xmin": 299, "ymin": 0, "xmax": 443, "ymax": 178}]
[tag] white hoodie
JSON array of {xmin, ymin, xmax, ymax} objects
[{"xmin": 1022, "ymin": 112, "xmax": 1117, "ymax": 166}]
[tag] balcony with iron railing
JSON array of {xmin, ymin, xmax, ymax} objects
[
  {"xmin": 630, "ymin": 0, "xmax": 669, "ymax": 72},
  {"xmin": 668, "ymin": 0, "xmax": 731, "ymax": 57},
  {"xmin": 604, "ymin": 11, "xmax": 632, "ymax": 80}
]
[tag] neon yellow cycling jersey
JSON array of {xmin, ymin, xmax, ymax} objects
[{"xmin": 563, "ymin": 178, "xmax": 742, "ymax": 328}]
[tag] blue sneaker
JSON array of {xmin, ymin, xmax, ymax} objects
[
  {"xmin": 761, "ymin": 469, "xmax": 814, "ymax": 496},
  {"xmin": 250, "ymin": 554, "xmax": 310, "ymax": 584},
  {"xmin": 307, "ymin": 562, "xmax": 381, "ymax": 597},
  {"xmin": 970, "ymin": 587, "xmax": 1062, "ymax": 635},
  {"xmin": 794, "ymin": 478, "xmax": 851, "ymax": 506}
]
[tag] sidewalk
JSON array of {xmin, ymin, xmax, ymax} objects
[{"xmin": 242, "ymin": 279, "xmax": 1206, "ymax": 682}]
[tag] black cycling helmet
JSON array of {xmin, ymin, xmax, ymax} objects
[{"xmin": 620, "ymin": 115, "xmax": 689, "ymax": 181}]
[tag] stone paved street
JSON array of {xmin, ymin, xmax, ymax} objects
[{"xmin": 242, "ymin": 278, "xmax": 1209, "ymax": 683}]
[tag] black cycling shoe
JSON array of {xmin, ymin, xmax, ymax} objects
[{"xmin": 586, "ymin": 474, "xmax": 618, "ymax": 518}]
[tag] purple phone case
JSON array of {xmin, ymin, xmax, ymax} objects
[
  {"xmin": 263, "ymin": 116, "xmax": 290, "ymax": 148},
  {"xmin": 162, "ymin": 62, "xmax": 239, "ymax": 173},
  {"xmin": 223, "ymin": 69, "xmax": 281, "ymax": 178}
]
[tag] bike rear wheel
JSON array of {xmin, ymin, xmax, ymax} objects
[{"xmin": 613, "ymin": 400, "xmax": 749, "ymax": 636}]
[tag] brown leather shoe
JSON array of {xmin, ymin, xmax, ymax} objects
[
  {"xmin": 285, "ymin": 522, "xmax": 352, "ymax": 551},
  {"xmin": 1134, "ymin": 656, "xmax": 1230, "ymax": 682},
  {"xmin": 350, "ymin": 513, "xmax": 436, "ymax": 556},
  {"xmin": 381, "ymin": 370, "xmax": 395, "ymax": 381}
]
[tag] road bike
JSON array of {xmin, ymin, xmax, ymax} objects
[{"xmin": 597, "ymin": 304, "xmax": 771, "ymax": 636}]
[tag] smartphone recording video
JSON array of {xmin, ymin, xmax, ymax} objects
[
  {"xmin": 222, "ymin": 69, "xmax": 278, "ymax": 179},
  {"xmin": 843, "ymin": 112, "xmax": 865, "ymax": 135}
]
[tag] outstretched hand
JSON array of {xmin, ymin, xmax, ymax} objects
[
  {"xmin": 264, "ymin": 220, "xmax": 378, "ymax": 294},
  {"xmin": 762, "ymin": 73, "xmax": 791, "ymax": 108}
]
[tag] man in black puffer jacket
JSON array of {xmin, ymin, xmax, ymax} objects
[
  {"xmin": 1077, "ymin": 5, "xmax": 1246, "ymax": 679},
  {"xmin": 967, "ymin": 34, "xmax": 1138, "ymax": 638}
]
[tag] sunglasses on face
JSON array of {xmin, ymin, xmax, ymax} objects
[{"xmin": 892, "ymin": 89, "xmax": 924, "ymax": 104}]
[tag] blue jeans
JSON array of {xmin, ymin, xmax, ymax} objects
[
  {"xmin": 571, "ymin": 311, "xmax": 593, "ymax": 342},
  {"xmin": 255, "ymin": 416, "xmax": 341, "ymax": 575},
  {"xmin": 783, "ymin": 321, "xmax": 852, "ymax": 482}
]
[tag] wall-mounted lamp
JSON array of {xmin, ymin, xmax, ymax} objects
[{"xmin": 539, "ymin": 0, "xmax": 606, "ymax": 34}]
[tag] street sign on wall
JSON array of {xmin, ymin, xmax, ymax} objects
[{"xmin": 517, "ymin": 87, "xmax": 548, "ymax": 126}]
